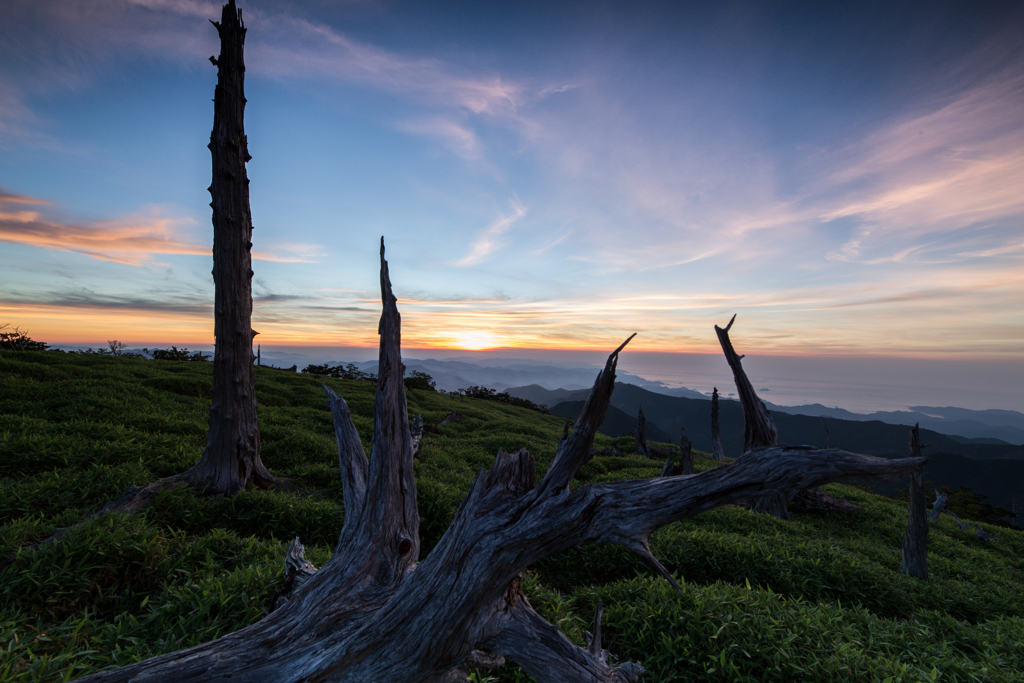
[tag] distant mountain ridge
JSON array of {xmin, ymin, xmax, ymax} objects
[
  {"xmin": 759, "ymin": 402, "xmax": 1024, "ymax": 445},
  {"xmin": 246, "ymin": 352, "xmax": 1023, "ymax": 444},
  {"xmin": 547, "ymin": 400, "xmax": 674, "ymax": 445},
  {"xmin": 508, "ymin": 382, "xmax": 1024, "ymax": 515}
]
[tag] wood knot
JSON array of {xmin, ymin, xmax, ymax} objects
[{"xmin": 397, "ymin": 537, "xmax": 413, "ymax": 557}]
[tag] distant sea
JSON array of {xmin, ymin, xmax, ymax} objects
[
  {"xmin": 616, "ymin": 352, "xmax": 1024, "ymax": 414},
  {"xmin": 58, "ymin": 344, "xmax": 1022, "ymax": 415}
]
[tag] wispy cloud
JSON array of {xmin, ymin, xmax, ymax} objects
[
  {"xmin": 454, "ymin": 198, "xmax": 527, "ymax": 266},
  {"xmin": 396, "ymin": 117, "xmax": 482, "ymax": 159},
  {"xmin": 0, "ymin": 190, "xmax": 319, "ymax": 265},
  {"xmin": 819, "ymin": 68, "xmax": 1024, "ymax": 263}
]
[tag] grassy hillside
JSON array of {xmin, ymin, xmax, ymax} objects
[{"xmin": 1, "ymin": 350, "xmax": 1022, "ymax": 682}]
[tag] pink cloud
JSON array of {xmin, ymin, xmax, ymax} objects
[{"xmin": 0, "ymin": 190, "xmax": 318, "ymax": 265}]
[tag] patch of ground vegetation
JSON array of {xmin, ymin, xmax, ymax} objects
[{"xmin": 1, "ymin": 350, "xmax": 1022, "ymax": 682}]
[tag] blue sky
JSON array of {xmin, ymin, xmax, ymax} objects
[{"xmin": 1, "ymin": 0, "xmax": 1022, "ymax": 375}]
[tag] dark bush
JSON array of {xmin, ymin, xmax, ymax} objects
[
  {"xmin": 404, "ymin": 371, "xmax": 436, "ymax": 392},
  {"xmin": 0, "ymin": 324, "xmax": 49, "ymax": 352},
  {"xmin": 301, "ymin": 363, "xmax": 375, "ymax": 381},
  {"xmin": 448, "ymin": 385, "xmax": 548, "ymax": 413},
  {"xmin": 147, "ymin": 346, "xmax": 210, "ymax": 362}
]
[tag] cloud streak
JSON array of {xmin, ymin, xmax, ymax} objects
[
  {"xmin": 0, "ymin": 190, "xmax": 320, "ymax": 265},
  {"xmin": 454, "ymin": 199, "xmax": 527, "ymax": 266}
]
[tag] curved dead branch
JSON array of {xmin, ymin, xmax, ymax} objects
[
  {"xmin": 715, "ymin": 315, "xmax": 790, "ymax": 517},
  {"xmin": 714, "ymin": 315, "xmax": 777, "ymax": 452}
]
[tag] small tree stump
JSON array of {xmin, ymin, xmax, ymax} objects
[
  {"xmin": 900, "ymin": 425, "xmax": 929, "ymax": 580},
  {"xmin": 711, "ymin": 387, "xmax": 726, "ymax": 460}
]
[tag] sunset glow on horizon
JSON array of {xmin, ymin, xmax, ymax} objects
[{"xmin": 1, "ymin": 0, "xmax": 1022, "ymax": 402}]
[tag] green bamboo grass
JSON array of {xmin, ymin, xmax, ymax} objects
[{"xmin": 1, "ymin": 350, "xmax": 1021, "ymax": 682}]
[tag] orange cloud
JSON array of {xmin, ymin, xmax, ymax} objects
[{"xmin": 0, "ymin": 190, "xmax": 319, "ymax": 265}]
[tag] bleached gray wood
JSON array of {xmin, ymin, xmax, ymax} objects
[
  {"xmin": 411, "ymin": 415, "xmax": 424, "ymax": 458},
  {"xmin": 284, "ymin": 537, "xmax": 318, "ymax": 590},
  {"xmin": 900, "ymin": 425, "xmax": 929, "ymax": 580},
  {"xmin": 928, "ymin": 491, "xmax": 949, "ymax": 521},
  {"xmin": 76, "ymin": 246, "xmax": 926, "ymax": 683}
]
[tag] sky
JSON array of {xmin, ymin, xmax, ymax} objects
[{"xmin": 1, "ymin": 0, "xmax": 1022, "ymax": 409}]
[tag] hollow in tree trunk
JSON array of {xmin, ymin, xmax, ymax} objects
[
  {"xmin": 75, "ymin": 243, "xmax": 926, "ymax": 683},
  {"xmin": 900, "ymin": 424, "xmax": 928, "ymax": 580},
  {"xmin": 183, "ymin": 0, "xmax": 278, "ymax": 495}
]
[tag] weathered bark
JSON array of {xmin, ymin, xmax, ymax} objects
[
  {"xmin": 900, "ymin": 425, "xmax": 928, "ymax": 580},
  {"xmin": 679, "ymin": 427, "xmax": 694, "ymax": 475},
  {"xmin": 710, "ymin": 387, "xmax": 725, "ymax": 460},
  {"xmin": 183, "ymin": 0, "xmax": 278, "ymax": 495},
  {"xmin": 635, "ymin": 404, "xmax": 650, "ymax": 457},
  {"xmin": 76, "ymin": 246, "xmax": 926, "ymax": 683},
  {"xmin": 714, "ymin": 315, "xmax": 789, "ymax": 519},
  {"xmin": 974, "ymin": 525, "xmax": 1000, "ymax": 542}
]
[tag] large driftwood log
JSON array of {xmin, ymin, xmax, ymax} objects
[
  {"xmin": 710, "ymin": 387, "xmax": 726, "ymax": 460},
  {"xmin": 900, "ymin": 425, "xmax": 929, "ymax": 580},
  {"xmin": 76, "ymin": 243, "xmax": 925, "ymax": 683},
  {"xmin": 183, "ymin": 0, "xmax": 282, "ymax": 495},
  {"xmin": 714, "ymin": 315, "xmax": 790, "ymax": 519}
]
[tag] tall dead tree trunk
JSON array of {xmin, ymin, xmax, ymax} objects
[
  {"xmin": 183, "ymin": 0, "xmax": 278, "ymax": 495},
  {"xmin": 635, "ymin": 404, "xmax": 650, "ymax": 457},
  {"xmin": 710, "ymin": 387, "xmax": 725, "ymax": 460},
  {"xmin": 714, "ymin": 315, "xmax": 790, "ymax": 519},
  {"xmin": 900, "ymin": 424, "xmax": 928, "ymax": 580},
  {"xmin": 77, "ymin": 246, "xmax": 926, "ymax": 683}
]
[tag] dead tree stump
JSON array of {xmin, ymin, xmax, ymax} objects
[
  {"xmin": 711, "ymin": 387, "xmax": 726, "ymax": 460},
  {"xmin": 635, "ymin": 404, "xmax": 650, "ymax": 457},
  {"xmin": 900, "ymin": 425, "xmax": 928, "ymax": 580},
  {"xmin": 679, "ymin": 427, "xmax": 694, "ymax": 475},
  {"xmin": 182, "ymin": 0, "xmax": 280, "ymax": 495},
  {"xmin": 75, "ymin": 243, "xmax": 926, "ymax": 683}
]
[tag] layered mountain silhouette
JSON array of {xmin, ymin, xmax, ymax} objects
[{"xmin": 508, "ymin": 382, "xmax": 1024, "ymax": 517}]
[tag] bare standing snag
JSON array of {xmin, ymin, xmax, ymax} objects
[
  {"xmin": 77, "ymin": 241, "xmax": 926, "ymax": 683},
  {"xmin": 183, "ymin": 0, "xmax": 285, "ymax": 495}
]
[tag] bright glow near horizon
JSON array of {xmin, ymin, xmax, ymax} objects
[{"xmin": 1, "ymin": 1, "xmax": 1023, "ymax": 382}]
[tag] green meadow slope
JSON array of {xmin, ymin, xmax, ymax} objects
[{"xmin": 1, "ymin": 350, "xmax": 1022, "ymax": 682}]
